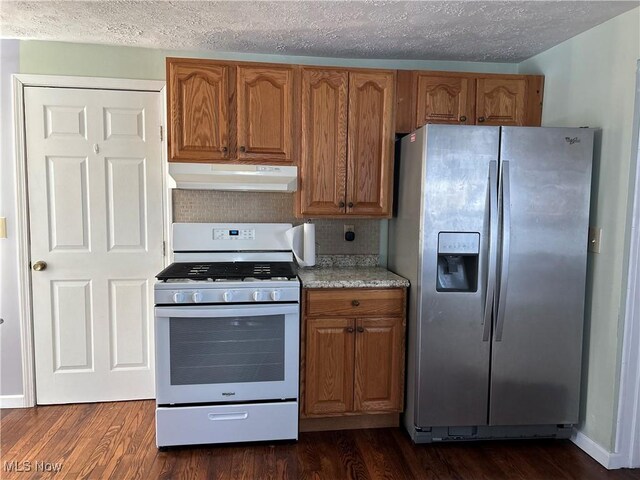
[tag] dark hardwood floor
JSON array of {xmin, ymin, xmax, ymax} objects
[{"xmin": 1, "ymin": 400, "xmax": 639, "ymax": 480}]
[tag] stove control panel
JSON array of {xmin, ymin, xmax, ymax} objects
[
  {"xmin": 156, "ymin": 284, "xmax": 300, "ymax": 305},
  {"xmin": 213, "ymin": 228, "xmax": 255, "ymax": 241}
]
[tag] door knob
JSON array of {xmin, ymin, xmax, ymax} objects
[
  {"xmin": 357, "ymin": 326, "xmax": 365, "ymax": 333},
  {"xmin": 32, "ymin": 261, "xmax": 47, "ymax": 271},
  {"xmin": 348, "ymin": 202, "xmax": 354, "ymax": 208},
  {"xmin": 351, "ymin": 300, "xmax": 360, "ymax": 307},
  {"xmin": 459, "ymin": 116, "xmax": 467, "ymax": 122},
  {"xmin": 478, "ymin": 116, "xmax": 486, "ymax": 123},
  {"xmin": 346, "ymin": 327, "xmax": 354, "ymax": 333},
  {"xmin": 221, "ymin": 146, "xmax": 228, "ymax": 153},
  {"xmin": 339, "ymin": 201, "xmax": 345, "ymax": 208},
  {"xmin": 239, "ymin": 146, "xmax": 246, "ymax": 152}
]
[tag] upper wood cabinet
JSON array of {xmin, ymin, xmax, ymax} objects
[
  {"xmin": 347, "ymin": 71, "xmax": 395, "ymax": 216},
  {"xmin": 415, "ymin": 74, "xmax": 475, "ymax": 126},
  {"xmin": 299, "ymin": 68, "xmax": 348, "ymax": 215},
  {"xmin": 396, "ymin": 70, "xmax": 544, "ymax": 133},
  {"xmin": 167, "ymin": 58, "xmax": 296, "ymax": 164},
  {"xmin": 167, "ymin": 61, "xmax": 230, "ymax": 161},
  {"xmin": 476, "ymin": 77, "xmax": 526, "ymax": 126},
  {"xmin": 236, "ymin": 66, "xmax": 294, "ymax": 162},
  {"xmin": 298, "ymin": 68, "xmax": 395, "ymax": 218}
]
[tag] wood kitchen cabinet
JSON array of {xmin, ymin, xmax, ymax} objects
[
  {"xmin": 396, "ymin": 70, "xmax": 544, "ymax": 133},
  {"xmin": 167, "ymin": 58, "xmax": 296, "ymax": 164},
  {"xmin": 301, "ymin": 288, "xmax": 406, "ymax": 428},
  {"xmin": 297, "ymin": 68, "xmax": 395, "ymax": 218},
  {"xmin": 167, "ymin": 60, "xmax": 230, "ymax": 161}
]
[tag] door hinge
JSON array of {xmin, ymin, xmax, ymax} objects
[{"xmin": 160, "ymin": 125, "xmax": 164, "ymax": 142}]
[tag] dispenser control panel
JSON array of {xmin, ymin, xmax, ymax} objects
[{"xmin": 437, "ymin": 232, "xmax": 480, "ymax": 255}]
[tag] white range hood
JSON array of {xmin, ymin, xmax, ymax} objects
[{"xmin": 169, "ymin": 163, "xmax": 298, "ymax": 192}]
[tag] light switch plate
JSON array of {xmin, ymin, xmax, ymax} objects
[
  {"xmin": 0, "ymin": 217, "xmax": 6, "ymax": 239},
  {"xmin": 588, "ymin": 226, "xmax": 602, "ymax": 254}
]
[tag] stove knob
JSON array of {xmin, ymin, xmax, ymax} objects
[
  {"xmin": 173, "ymin": 292, "xmax": 185, "ymax": 303},
  {"xmin": 223, "ymin": 291, "xmax": 233, "ymax": 303},
  {"xmin": 192, "ymin": 292, "xmax": 203, "ymax": 303},
  {"xmin": 252, "ymin": 291, "xmax": 262, "ymax": 302},
  {"xmin": 270, "ymin": 290, "xmax": 281, "ymax": 301}
]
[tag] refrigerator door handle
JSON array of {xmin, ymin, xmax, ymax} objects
[
  {"xmin": 482, "ymin": 160, "xmax": 498, "ymax": 341},
  {"xmin": 495, "ymin": 160, "xmax": 511, "ymax": 342}
]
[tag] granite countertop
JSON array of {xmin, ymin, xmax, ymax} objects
[{"xmin": 298, "ymin": 266, "xmax": 410, "ymax": 289}]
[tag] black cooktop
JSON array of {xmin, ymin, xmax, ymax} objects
[{"xmin": 156, "ymin": 262, "xmax": 298, "ymax": 281}]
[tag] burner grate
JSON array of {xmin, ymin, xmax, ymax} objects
[{"xmin": 156, "ymin": 262, "xmax": 296, "ymax": 281}]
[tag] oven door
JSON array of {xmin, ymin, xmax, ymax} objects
[{"xmin": 155, "ymin": 303, "xmax": 299, "ymax": 405}]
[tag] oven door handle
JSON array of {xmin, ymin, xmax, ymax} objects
[{"xmin": 155, "ymin": 303, "xmax": 299, "ymax": 318}]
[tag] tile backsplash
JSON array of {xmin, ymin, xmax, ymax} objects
[{"xmin": 172, "ymin": 190, "xmax": 381, "ymax": 256}]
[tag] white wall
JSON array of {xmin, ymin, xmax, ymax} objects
[
  {"xmin": 519, "ymin": 7, "xmax": 640, "ymax": 452},
  {"xmin": 0, "ymin": 40, "xmax": 24, "ymax": 398}
]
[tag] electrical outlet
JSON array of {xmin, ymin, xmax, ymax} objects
[
  {"xmin": 344, "ymin": 224, "xmax": 355, "ymax": 242},
  {"xmin": 588, "ymin": 226, "xmax": 602, "ymax": 254}
]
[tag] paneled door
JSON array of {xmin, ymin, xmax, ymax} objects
[
  {"xmin": 475, "ymin": 78, "xmax": 526, "ymax": 126},
  {"xmin": 347, "ymin": 70, "xmax": 395, "ymax": 216},
  {"xmin": 25, "ymin": 87, "xmax": 164, "ymax": 404},
  {"xmin": 299, "ymin": 68, "xmax": 348, "ymax": 215},
  {"xmin": 415, "ymin": 74, "xmax": 474, "ymax": 127},
  {"xmin": 236, "ymin": 65, "xmax": 294, "ymax": 162}
]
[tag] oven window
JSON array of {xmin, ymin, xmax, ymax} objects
[{"xmin": 169, "ymin": 315, "xmax": 285, "ymax": 385}]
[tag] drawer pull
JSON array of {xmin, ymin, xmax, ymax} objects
[
  {"xmin": 352, "ymin": 300, "xmax": 360, "ymax": 307},
  {"xmin": 208, "ymin": 412, "xmax": 249, "ymax": 421}
]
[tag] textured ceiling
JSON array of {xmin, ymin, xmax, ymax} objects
[{"xmin": 1, "ymin": 1, "xmax": 638, "ymax": 62}]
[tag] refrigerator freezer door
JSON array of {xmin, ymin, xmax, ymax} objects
[
  {"xmin": 490, "ymin": 127, "xmax": 594, "ymax": 426},
  {"xmin": 416, "ymin": 125, "xmax": 500, "ymax": 427}
]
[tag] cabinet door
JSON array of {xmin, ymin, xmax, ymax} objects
[
  {"xmin": 415, "ymin": 74, "xmax": 474, "ymax": 127},
  {"xmin": 354, "ymin": 317, "xmax": 403, "ymax": 412},
  {"xmin": 236, "ymin": 66, "xmax": 294, "ymax": 162},
  {"xmin": 305, "ymin": 318, "xmax": 355, "ymax": 415},
  {"xmin": 476, "ymin": 78, "xmax": 527, "ymax": 126},
  {"xmin": 167, "ymin": 60, "xmax": 230, "ymax": 162},
  {"xmin": 347, "ymin": 71, "xmax": 395, "ymax": 217},
  {"xmin": 299, "ymin": 68, "xmax": 348, "ymax": 216}
]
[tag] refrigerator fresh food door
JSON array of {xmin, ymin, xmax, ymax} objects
[
  {"xmin": 490, "ymin": 127, "xmax": 594, "ymax": 426},
  {"xmin": 417, "ymin": 125, "xmax": 500, "ymax": 427}
]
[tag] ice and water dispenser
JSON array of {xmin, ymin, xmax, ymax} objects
[{"xmin": 436, "ymin": 232, "xmax": 480, "ymax": 292}]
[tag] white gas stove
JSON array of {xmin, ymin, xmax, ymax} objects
[{"xmin": 154, "ymin": 223, "xmax": 300, "ymax": 448}]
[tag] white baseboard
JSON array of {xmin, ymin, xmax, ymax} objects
[
  {"xmin": 571, "ymin": 429, "xmax": 627, "ymax": 469},
  {"xmin": 0, "ymin": 394, "xmax": 28, "ymax": 408}
]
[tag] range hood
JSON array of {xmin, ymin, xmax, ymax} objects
[{"xmin": 169, "ymin": 163, "xmax": 297, "ymax": 192}]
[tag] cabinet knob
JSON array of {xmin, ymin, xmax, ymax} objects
[
  {"xmin": 352, "ymin": 300, "xmax": 360, "ymax": 307},
  {"xmin": 348, "ymin": 202, "xmax": 354, "ymax": 208},
  {"xmin": 459, "ymin": 116, "xmax": 467, "ymax": 122},
  {"xmin": 478, "ymin": 116, "xmax": 486, "ymax": 123},
  {"xmin": 357, "ymin": 326, "xmax": 365, "ymax": 333},
  {"xmin": 339, "ymin": 201, "xmax": 345, "ymax": 208},
  {"xmin": 221, "ymin": 146, "xmax": 228, "ymax": 153},
  {"xmin": 346, "ymin": 326, "xmax": 354, "ymax": 333},
  {"xmin": 239, "ymin": 146, "xmax": 246, "ymax": 152}
]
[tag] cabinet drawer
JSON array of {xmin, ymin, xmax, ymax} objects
[{"xmin": 306, "ymin": 289, "xmax": 404, "ymax": 317}]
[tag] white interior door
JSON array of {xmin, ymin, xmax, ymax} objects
[{"xmin": 25, "ymin": 86, "xmax": 164, "ymax": 404}]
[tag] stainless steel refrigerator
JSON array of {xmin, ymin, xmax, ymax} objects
[{"xmin": 388, "ymin": 125, "xmax": 594, "ymax": 442}]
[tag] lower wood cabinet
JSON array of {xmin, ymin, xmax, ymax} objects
[{"xmin": 301, "ymin": 288, "xmax": 406, "ymax": 422}]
